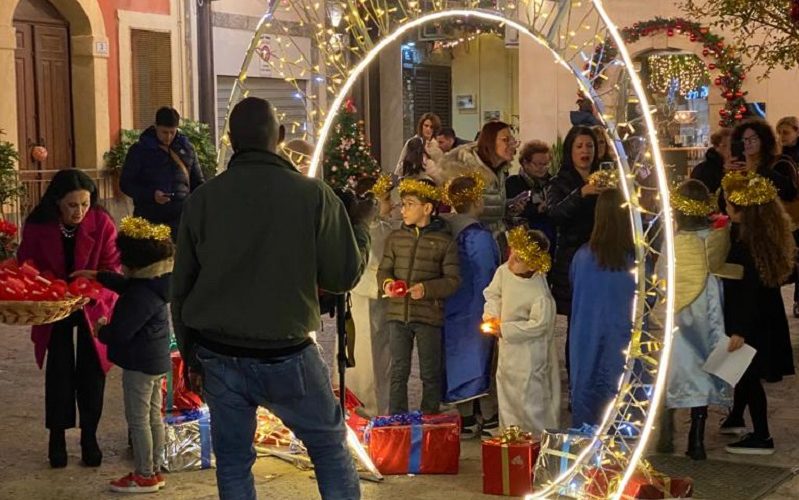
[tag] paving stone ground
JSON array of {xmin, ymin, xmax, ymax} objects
[{"xmin": 1, "ymin": 289, "xmax": 798, "ymax": 499}]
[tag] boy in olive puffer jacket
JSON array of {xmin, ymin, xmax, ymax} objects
[{"xmin": 378, "ymin": 178, "xmax": 460, "ymax": 415}]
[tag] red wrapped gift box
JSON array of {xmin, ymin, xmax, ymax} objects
[
  {"xmin": 482, "ymin": 436, "xmax": 540, "ymax": 496},
  {"xmin": 368, "ymin": 413, "xmax": 460, "ymax": 475},
  {"xmin": 585, "ymin": 466, "xmax": 693, "ymax": 499},
  {"xmin": 162, "ymin": 351, "xmax": 203, "ymax": 413}
]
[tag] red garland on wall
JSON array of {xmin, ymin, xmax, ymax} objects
[{"xmin": 589, "ymin": 17, "xmax": 748, "ymax": 127}]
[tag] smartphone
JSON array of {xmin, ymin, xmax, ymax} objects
[
  {"xmin": 731, "ymin": 140, "xmax": 745, "ymax": 162},
  {"xmin": 599, "ymin": 161, "xmax": 615, "ymax": 170}
]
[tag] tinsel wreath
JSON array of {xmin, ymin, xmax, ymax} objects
[{"xmin": 323, "ymin": 98, "xmax": 381, "ymax": 190}]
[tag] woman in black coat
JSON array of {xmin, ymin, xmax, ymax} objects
[
  {"xmin": 545, "ymin": 126, "xmax": 601, "ymax": 377},
  {"xmin": 721, "ymin": 172, "xmax": 795, "ymax": 454}
]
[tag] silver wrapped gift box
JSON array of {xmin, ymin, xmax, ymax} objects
[{"xmin": 162, "ymin": 406, "xmax": 215, "ymax": 472}]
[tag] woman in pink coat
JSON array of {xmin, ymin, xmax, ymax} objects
[{"xmin": 17, "ymin": 169, "xmax": 120, "ymax": 468}]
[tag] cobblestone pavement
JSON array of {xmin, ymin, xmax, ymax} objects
[{"xmin": 1, "ymin": 291, "xmax": 798, "ymax": 499}]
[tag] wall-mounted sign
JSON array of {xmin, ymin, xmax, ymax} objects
[{"xmin": 95, "ymin": 40, "xmax": 109, "ymax": 56}]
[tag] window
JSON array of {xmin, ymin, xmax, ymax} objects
[
  {"xmin": 402, "ymin": 65, "xmax": 451, "ymax": 140},
  {"xmin": 131, "ymin": 30, "xmax": 173, "ymax": 130}
]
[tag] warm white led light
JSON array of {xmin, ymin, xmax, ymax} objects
[{"xmin": 224, "ymin": 2, "xmax": 674, "ymax": 498}]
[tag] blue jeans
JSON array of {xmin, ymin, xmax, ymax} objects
[{"xmin": 196, "ymin": 344, "xmax": 360, "ymax": 500}]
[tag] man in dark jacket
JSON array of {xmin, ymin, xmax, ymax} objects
[
  {"xmin": 691, "ymin": 128, "xmax": 732, "ymax": 194},
  {"xmin": 121, "ymin": 107, "xmax": 205, "ymax": 241},
  {"xmin": 171, "ymin": 97, "xmax": 370, "ymax": 500},
  {"xmin": 436, "ymin": 127, "xmax": 468, "ymax": 153}
]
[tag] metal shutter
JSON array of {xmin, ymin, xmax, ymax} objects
[
  {"xmin": 131, "ymin": 30, "xmax": 173, "ymax": 130},
  {"xmin": 401, "ymin": 65, "xmax": 452, "ymax": 140},
  {"xmin": 216, "ymin": 76, "xmax": 309, "ymax": 142}
]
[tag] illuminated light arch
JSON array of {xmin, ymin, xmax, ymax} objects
[{"xmin": 220, "ymin": 2, "xmax": 675, "ymax": 498}]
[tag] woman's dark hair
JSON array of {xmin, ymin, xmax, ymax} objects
[
  {"xmin": 675, "ymin": 179, "xmax": 711, "ymax": 230},
  {"xmin": 561, "ymin": 125, "xmax": 599, "ymax": 173},
  {"xmin": 26, "ymin": 169, "xmax": 99, "ymax": 224},
  {"xmin": 117, "ymin": 235, "xmax": 175, "ymax": 270},
  {"xmin": 590, "ymin": 188, "xmax": 633, "ymax": 271},
  {"xmin": 476, "ymin": 121, "xmax": 511, "ymax": 170},
  {"xmin": 732, "ymin": 118, "xmax": 780, "ymax": 174},
  {"xmin": 519, "ymin": 140, "xmax": 551, "ymax": 165},
  {"xmin": 416, "ymin": 113, "xmax": 442, "ymax": 138},
  {"xmin": 401, "ymin": 137, "xmax": 426, "ymax": 177}
]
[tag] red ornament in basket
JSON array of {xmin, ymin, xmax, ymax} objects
[
  {"xmin": 0, "ymin": 259, "xmax": 105, "ymax": 325},
  {"xmin": 31, "ymin": 145, "xmax": 48, "ymax": 163},
  {"xmin": 0, "ymin": 219, "xmax": 18, "ymax": 260}
]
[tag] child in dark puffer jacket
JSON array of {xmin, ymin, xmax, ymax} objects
[{"xmin": 88, "ymin": 216, "xmax": 174, "ymax": 493}]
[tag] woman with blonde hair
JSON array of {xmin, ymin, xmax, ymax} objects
[
  {"xmin": 776, "ymin": 116, "xmax": 799, "ymax": 165},
  {"xmin": 720, "ymin": 171, "xmax": 796, "ymax": 454}
]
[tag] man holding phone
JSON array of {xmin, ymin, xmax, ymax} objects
[{"xmin": 121, "ymin": 107, "xmax": 205, "ymax": 241}]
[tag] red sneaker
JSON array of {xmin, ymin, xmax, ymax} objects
[
  {"xmin": 110, "ymin": 472, "xmax": 160, "ymax": 493},
  {"xmin": 154, "ymin": 472, "xmax": 166, "ymax": 489}
]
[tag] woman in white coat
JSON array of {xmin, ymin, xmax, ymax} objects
[{"xmin": 483, "ymin": 227, "xmax": 560, "ymax": 434}]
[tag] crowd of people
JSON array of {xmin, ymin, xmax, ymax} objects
[{"xmin": 16, "ymin": 97, "xmax": 799, "ymax": 499}]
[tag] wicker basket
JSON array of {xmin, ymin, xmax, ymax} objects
[{"xmin": 0, "ymin": 296, "xmax": 88, "ymax": 326}]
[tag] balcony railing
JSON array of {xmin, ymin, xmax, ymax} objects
[{"xmin": 3, "ymin": 168, "xmax": 131, "ymax": 230}]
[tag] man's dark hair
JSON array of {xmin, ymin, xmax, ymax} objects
[
  {"xmin": 437, "ymin": 127, "xmax": 456, "ymax": 139},
  {"xmin": 155, "ymin": 107, "xmax": 180, "ymax": 127},
  {"xmin": 117, "ymin": 235, "xmax": 175, "ymax": 270},
  {"xmin": 229, "ymin": 97, "xmax": 280, "ymax": 153}
]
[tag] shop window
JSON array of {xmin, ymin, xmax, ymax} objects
[{"xmin": 131, "ymin": 30, "xmax": 173, "ymax": 130}]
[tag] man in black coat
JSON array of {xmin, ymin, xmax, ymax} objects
[
  {"xmin": 121, "ymin": 107, "xmax": 205, "ymax": 241},
  {"xmin": 436, "ymin": 127, "xmax": 468, "ymax": 153},
  {"xmin": 690, "ymin": 128, "xmax": 732, "ymax": 194}
]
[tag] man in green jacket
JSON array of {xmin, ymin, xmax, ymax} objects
[{"xmin": 171, "ymin": 97, "xmax": 370, "ymax": 500}]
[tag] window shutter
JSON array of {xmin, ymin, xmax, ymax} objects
[{"xmin": 131, "ymin": 30, "xmax": 173, "ymax": 130}]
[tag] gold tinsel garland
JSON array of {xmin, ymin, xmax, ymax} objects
[
  {"xmin": 442, "ymin": 171, "xmax": 485, "ymax": 207},
  {"xmin": 506, "ymin": 226, "xmax": 552, "ymax": 273},
  {"xmin": 670, "ymin": 190, "xmax": 716, "ymax": 216},
  {"xmin": 119, "ymin": 216, "xmax": 172, "ymax": 242},
  {"xmin": 399, "ymin": 178, "xmax": 442, "ymax": 202},
  {"xmin": 587, "ymin": 168, "xmax": 619, "ymax": 188},
  {"xmin": 369, "ymin": 174, "xmax": 394, "ymax": 198},
  {"xmin": 721, "ymin": 170, "xmax": 778, "ymax": 206}
]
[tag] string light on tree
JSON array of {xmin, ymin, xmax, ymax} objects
[{"xmin": 323, "ymin": 98, "xmax": 381, "ymax": 189}]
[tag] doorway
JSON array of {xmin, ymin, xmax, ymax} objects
[{"xmin": 14, "ymin": 0, "xmax": 75, "ymax": 211}]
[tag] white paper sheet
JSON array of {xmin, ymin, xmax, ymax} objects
[{"xmin": 702, "ymin": 341, "xmax": 757, "ymax": 386}]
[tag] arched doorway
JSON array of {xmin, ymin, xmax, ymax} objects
[
  {"xmin": 14, "ymin": 0, "xmax": 74, "ymax": 177},
  {"xmin": 0, "ymin": 0, "xmax": 109, "ymax": 215}
]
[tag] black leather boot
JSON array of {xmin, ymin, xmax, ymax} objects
[
  {"xmin": 49, "ymin": 429, "xmax": 67, "ymax": 468},
  {"xmin": 686, "ymin": 406, "xmax": 707, "ymax": 460},
  {"xmin": 80, "ymin": 429, "xmax": 102, "ymax": 467},
  {"xmin": 655, "ymin": 408, "xmax": 675, "ymax": 453}
]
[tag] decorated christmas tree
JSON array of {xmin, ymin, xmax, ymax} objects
[{"xmin": 323, "ymin": 98, "xmax": 381, "ymax": 189}]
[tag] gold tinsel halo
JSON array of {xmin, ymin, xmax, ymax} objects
[
  {"xmin": 506, "ymin": 226, "xmax": 552, "ymax": 273},
  {"xmin": 399, "ymin": 178, "xmax": 442, "ymax": 201},
  {"xmin": 119, "ymin": 216, "xmax": 172, "ymax": 242},
  {"xmin": 587, "ymin": 168, "xmax": 619, "ymax": 188},
  {"xmin": 721, "ymin": 170, "xmax": 778, "ymax": 207},
  {"xmin": 442, "ymin": 171, "xmax": 485, "ymax": 207},
  {"xmin": 369, "ymin": 174, "xmax": 394, "ymax": 198},
  {"xmin": 670, "ymin": 190, "xmax": 716, "ymax": 216}
]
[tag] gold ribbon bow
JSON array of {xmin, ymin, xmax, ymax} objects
[{"xmin": 499, "ymin": 425, "xmax": 533, "ymax": 444}]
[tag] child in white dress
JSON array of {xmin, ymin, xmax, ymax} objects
[{"xmin": 483, "ymin": 227, "xmax": 560, "ymax": 434}]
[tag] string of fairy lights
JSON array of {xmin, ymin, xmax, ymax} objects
[
  {"xmin": 646, "ymin": 53, "xmax": 710, "ymax": 96},
  {"xmin": 217, "ymin": 2, "xmax": 678, "ymax": 499}
]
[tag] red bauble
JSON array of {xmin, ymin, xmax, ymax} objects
[
  {"xmin": 690, "ymin": 34, "xmax": 698, "ymax": 42},
  {"xmin": 735, "ymin": 90, "xmax": 744, "ymax": 98},
  {"xmin": 740, "ymin": 74, "xmax": 746, "ymax": 81},
  {"xmin": 31, "ymin": 145, "xmax": 48, "ymax": 162},
  {"xmin": 714, "ymin": 77, "xmax": 722, "ymax": 86},
  {"xmin": 702, "ymin": 48, "xmax": 710, "ymax": 56},
  {"xmin": 708, "ymin": 63, "xmax": 717, "ymax": 70},
  {"xmin": 388, "ymin": 280, "xmax": 408, "ymax": 298},
  {"xmin": 667, "ymin": 28, "xmax": 674, "ymax": 36},
  {"xmin": 734, "ymin": 113, "xmax": 744, "ymax": 120},
  {"xmin": 719, "ymin": 120, "xmax": 726, "ymax": 126},
  {"xmin": 739, "ymin": 105, "xmax": 747, "ymax": 113},
  {"xmin": 719, "ymin": 109, "xmax": 728, "ymax": 116}
]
